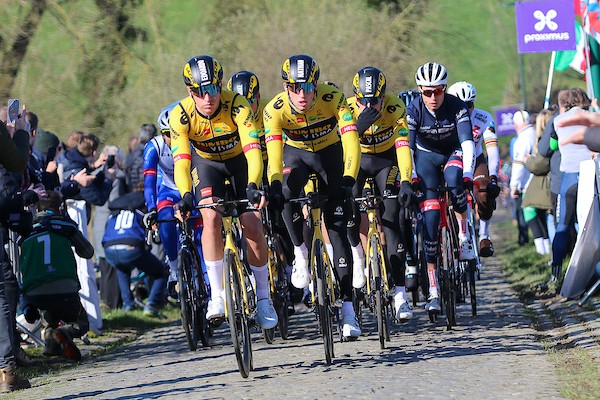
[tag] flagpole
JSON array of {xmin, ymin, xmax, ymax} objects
[{"xmin": 545, "ymin": 51, "xmax": 556, "ymax": 109}]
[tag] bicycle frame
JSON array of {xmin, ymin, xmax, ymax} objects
[
  {"xmin": 305, "ymin": 193, "xmax": 336, "ymax": 307},
  {"xmin": 360, "ymin": 195, "xmax": 390, "ymax": 296}
]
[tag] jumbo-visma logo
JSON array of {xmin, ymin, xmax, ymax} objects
[{"xmin": 524, "ymin": 9, "xmax": 569, "ymax": 44}]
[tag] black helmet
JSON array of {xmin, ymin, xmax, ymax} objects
[
  {"xmin": 227, "ymin": 71, "xmax": 260, "ymax": 103},
  {"xmin": 281, "ymin": 54, "xmax": 320, "ymax": 84},
  {"xmin": 353, "ymin": 67, "xmax": 386, "ymax": 102},
  {"xmin": 183, "ymin": 55, "xmax": 223, "ymax": 96}
]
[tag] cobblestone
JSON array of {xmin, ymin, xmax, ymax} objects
[{"xmin": 11, "ymin": 253, "xmax": 564, "ymax": 399}]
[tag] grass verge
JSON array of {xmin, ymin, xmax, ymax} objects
[{"xmin": 495, "ymin": 218, "xmax": 600, "ymax": 400}]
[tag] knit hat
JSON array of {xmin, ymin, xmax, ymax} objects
[{"xmin": 34, "ymin": 128, "xmax": 60, "ymax": 153}]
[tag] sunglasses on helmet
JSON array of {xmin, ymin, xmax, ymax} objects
[
  {"xmin": 192, "ymin": 83, "xmax": 221, "ymax": 97},
  {"xmin": 287, "ymin": 82, "xmax": 316, "ymax": 94}
]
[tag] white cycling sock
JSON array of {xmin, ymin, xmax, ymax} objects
[
  {"xmin": 251, "ymin": 263, "xmax": 270, "ymax": 301},
  {"xmin": 325, "ymin": 243, "xmax": 334, "ymax": 262},
  {"xmin": 394, "ymin": 286, "xmax": 407, "ymax": 302},
  {"xmin": 294, "ymin": 243, "xmax": 309, "ymax": 263},
  {"xmin": 479, "ymin": 219, "xmax": 490, "ymax": 238},
  {"xmin": 168, "ymin": 259, "xmax": 178, "ymax": 282},
  {"xmin": 351, "ymin": 244, "xmax": 364, "ymax": 261},
  {"xmin": 459, "ymin": 218, "xmax": 469, "ymax": 241},
  {"xmin": 205, "ymin": 259, "xmax": 224, "ymax": 301}
]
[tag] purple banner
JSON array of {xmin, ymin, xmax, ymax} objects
[
  {"xmin": 494, "ymin": 106, "xmax": 522, "ymax": 136},
  {"xmin": 516, "ymin": 0, "xmax": 576, "ymax": 53}
]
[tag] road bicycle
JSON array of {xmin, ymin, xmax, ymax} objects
[
  {"xmin": 431, "ymin": 186, "xmax": 460, "ymax": 330},
  {"xmin": 197, "ymin": 197, "xmax": 257, "ymax": 378},
  {"xmin": 457, "ymin": 191, "xmax": 479, "ymax": 316},
  {"xmin": 155, "ymin": 215, "xmax": 211, "ymax": 351},
  {"xmin": 261, "ymin": 204, "xmax": 290, "ymax": 343},
  {"xmin": 288, "ymin": 174, "xmax": 341, "ymax": 365},
  {"xmin": 354, "ymin": 177, "xmax": 396, "ymax": 349}
]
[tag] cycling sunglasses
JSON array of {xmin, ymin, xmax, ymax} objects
[
  {"xmin": 420, "ymin": 87, "xmax": 445, "ymax": 97},
  {"xmin": 357, "ymin": 96, "xmax": 382, "ymax": 106},
  {"xmin": 192, "ymin": 83, "xmax": 221, "ymax": 97},
  {"xmin": 287, "ymin": 82, "xmax": 316, "ymax": 94}
]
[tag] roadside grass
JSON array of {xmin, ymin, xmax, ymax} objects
[
  {"xmin": 495, "ymin": 219, "xmax": 600, "ymax": 400},
  {"xmin": 18, "ymin": 302, "xmax": 180, "ymax": 380}
]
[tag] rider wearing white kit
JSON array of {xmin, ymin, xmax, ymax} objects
[{"xmin": 447, "ymin": 81, "xmax": 501, "ymax": 257}]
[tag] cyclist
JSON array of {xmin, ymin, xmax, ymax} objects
[
  {"xmin": 170, "ymin": 55, "xmax": 277, "ymax": 330},
  {"xmin": 227, "ymin": 70, "xmax": 297, "ymax": 315},
  {"xmin": 407, "ymin": 62, "xmax": 475, "ymax": 312},
  {"xmin": 346, "ymin": 66, "xmax": 416, "ymax": 321},
  {"xmin": 142, "ymin": 104, "xmax": 206, "ymax": 298},
  {"xmin": 264, "ymin": 54, "xmax": 363, "ymax": 339},
  {"xmin": 447, "ymin": 81, "xmax": 501, "ymax": 256}
]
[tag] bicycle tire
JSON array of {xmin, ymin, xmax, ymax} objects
[
  {"xmin": 468, "ymin": 259, "xmax": 477, "ymax": 316},
  {"xmin": 190, "ymin": 246, "xmax": 211, "ymax": 348},
  {"xmin": 369, "ymin": 234, "xmax": 386, "ymax": 349},
  {"xmin": 416, "ymin": 225, "xmax": 429, "ymax": 304},
  {"xmin": 441, "ymin": 227, "xmax": 456, "ymax": 329},
  {"xmin": 178, "ymin": 247, "xmax": 199, "ymax": 351},
  {"xmin": 314, "ymin": 239, "xmax": 334, "ymax": 364},
  {"xmin": 224, "ymin": 249, "xmax": 252, "ymax": 378},
  {"xmin": 275, "ymin": 255, "xmax": 290, "ymax": 340}
]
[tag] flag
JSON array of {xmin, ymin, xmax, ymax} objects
[
  {"xmin": 582, "ymin": 0, "xmax": 600, "ymax": 42},
  {"xmin": 555, "ymin": 21, "xmax": 587, "ymax": 73}
]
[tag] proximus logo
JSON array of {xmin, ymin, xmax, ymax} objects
[{"xmin": 533, "ymin": 9, "xmax": 558, "ymax": 32}]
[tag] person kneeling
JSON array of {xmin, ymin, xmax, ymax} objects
[{"xmin": 20, "ymin": 191, "xmax": 94, "ymax": 361}]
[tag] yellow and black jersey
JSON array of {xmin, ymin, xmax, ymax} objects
[
  {"xmin": 255, "ymin": 99, "xmax": 268, "ymax": 162},
  {"xmin": 170, "ymin": 90, "xmax": 263, "ymax": 196},
  {"xmin": 264, "ymin": 83, "xmax": 360, "ymax": 183},
  {"xmin": 347, "ymin": 93, "xmax": 412, "ymax": 182}
]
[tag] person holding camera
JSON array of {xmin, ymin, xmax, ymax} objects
[{"xmin": 0, "ymin": 107, "xmax": 34, "ymax": 392}]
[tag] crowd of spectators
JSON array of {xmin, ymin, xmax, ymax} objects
[{"xmin": 0, "ymin": 102, "xmax": 165, "ymax": 392}]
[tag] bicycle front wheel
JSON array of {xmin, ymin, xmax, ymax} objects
[
  {"xmin": 369, "ymin": 234, "xmax": 387, "ymax": 349},
  {"xmin": 224, "ymin": 249, "xmax": 252, "ymax": 378},
  {"xmin": 440, "ymin": 227, "xmax": 456, "ymax": 329},
  {"xmin": 178, "ymin": 247, "xmax": 200, "ymax": 351},
  {"xmin": 314, "ymin": 239, "xmax": 334, "ymax": 364}
]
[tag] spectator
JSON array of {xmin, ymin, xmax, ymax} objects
[
  {"xmin": 19, "ymin": 190, "xmax": 94, "ymax": 361},
  {"xmin": 91, "ymin": 145, "xmax": 126, "ymax": 310},
  {"xmin": 125, "ymin": 124, "xmax": 156, "ymax": 193},
  {"xmin": 61, "ymin": 133, "xmax": 112, "ymax": 220},
  {"xmin": 0, "ymin": 111, "xmax": 33, "ymax": 392},
  {"xmin": 102, "ymin": 191, "xmax": 167, "ymax": 316},
  {"xmin": 509, "ymin": 111, "xmax": 535, "ymax": 246},
  {"xmin": 56, "ymin": 130, "xmax": 83, "ymax": 182},
  {"xmin": 547, "ymin": 89, "xmax": 593, "ymax": 287}
]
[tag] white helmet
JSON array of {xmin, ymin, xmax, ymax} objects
[
  {"xmin": 415, "ymin": 62, "xmax": 448, "ymax": 87},
  {"xmin": 448, "ymin": 81, "xmax": 477, "ymax": 103},
  {"xmin": 157, "ymin": 102, "xmax": 177, "ymax": 133}
]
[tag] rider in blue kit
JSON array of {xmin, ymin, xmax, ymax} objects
[
  {"xmin": 406, "ymin": 62, "xmax": 476, "ymax": 312},
  {"xmin": 142, "ymin": 104, "xmax": 206, "ymax": 297}
]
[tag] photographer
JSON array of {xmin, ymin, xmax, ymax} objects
[{"xmin": 0, "ymin": 110, "xmax": 33, "ymax": 392}]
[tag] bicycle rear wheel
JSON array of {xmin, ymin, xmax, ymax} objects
[
  {"xmin": 274, "ymin": 252, "xmax": 290, "ymax": 340},
  {"xmin": 441, "ymin": 227, "xmax": 456, "ymax": 329},
  {"xmin": 468, "ymin": 259, "xmax": 477, "ymax": 316},
  {"xmin": 178, "ymin": 247, "xmax": 200, "ymax": 351},
  {"xmin": 314, "ymin": 239, "xmax": 334, "ymax": 364},
  {"xmin": 191, "ymin": 246, "xmax": 212, "ymax": 348},
  {"xmin": 224, "ymin": 249, "xmax": 252, "ymax": 378}
]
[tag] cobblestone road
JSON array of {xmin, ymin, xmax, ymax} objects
[{"xmin": 13, "ymin": 253, "xmax": 563, "ymax": 399}]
